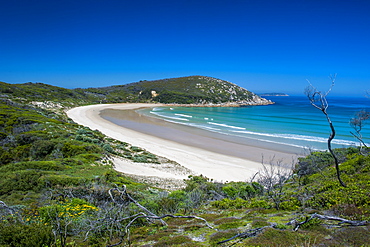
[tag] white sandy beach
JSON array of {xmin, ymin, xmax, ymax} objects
[{"xmin": 67, "ymin": 103, "xmax": 297, "ymax": 182}]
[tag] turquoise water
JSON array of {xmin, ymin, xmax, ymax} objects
[{"xmin": 138, "ymin": 96, "xmax": 370, "ymax": 151}]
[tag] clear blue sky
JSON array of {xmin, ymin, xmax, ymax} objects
[{"xmin": 1, "ymin": 0, "xmax": 369, "ymax": 96}]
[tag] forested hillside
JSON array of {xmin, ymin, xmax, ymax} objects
[
  {"xmin": 0, "ymin": 76, "xmax": 271, "ymax": 106},
  {"xmin": 85, "ymin": 76, "xmax": 271, "ymax": 105}
]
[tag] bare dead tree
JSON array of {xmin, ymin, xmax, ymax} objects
[
  {"xmin": 305, "ymin": 75, "xmax": 346, "ymax": 187},
  {"xmin": 350, "ymin": 110, "xmax": 370, "ymax": 149},
  {"xmin": 257, "ymin": 156, "xmax": 293, "ymax": 209},
  {"xmin": 108, "ymin": 185, "xmax": 167, "ymax": 226},
  {"xmin": 80, "ymin": 185, "xmax": 213, "ymax": 246}
]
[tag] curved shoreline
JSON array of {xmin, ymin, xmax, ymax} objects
[{"xmin": 66, "ymin": 103, "xmax": 299, "ymax": 182}]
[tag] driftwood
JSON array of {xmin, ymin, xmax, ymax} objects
[
  {"xmin": 293, "ymin": 213, "xmax": 369, "ymax": 231},
  {"xmin": 217, "ymin": 224, "xmax": 274, "ymax": 245},
  {"xmin": 217, "ymin": 213, "xmax": 369, "ymax": 245},
  {"xmin": 105, "ymin": 185, "xmax": 212, "ymax": 246},
  {"xmin": 106, "ymin": 213, "xmax": 213, "ymax": 247}
]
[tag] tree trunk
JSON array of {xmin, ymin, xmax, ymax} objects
[{"xmin": 326, "ymin": 115, "xmax": 346, "ymax": 187}]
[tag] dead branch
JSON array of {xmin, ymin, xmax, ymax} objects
[
  {"xmin": 350, "ymin": 110, "xmax": 370, "ymax": 148},
  {"xmin": 249, "ymin": 172, "xmax": 259, "ymax": 183},
  {"xmin": 140, "ymin": 214, "xmax": 213, "ymax": 229},
  {"xmin": 109, "ymin": 185, "xmax": 167, "ymax": 225},
  {"xmin": 0, "ymin": 201, "xmax": 16, "ymax": 214},
  {"xmin": 257, "ymin": 156, "xmax": 293, "ymax": 209},
  {"xmin": 293, "ymin": 213, "xmax": 369, "ymax": 231},
  {"xmin": 107, "ymin": 213, "xmax": 214, "ymax": 247},
  {"xmin": 217, "ymin": 224, "xmax": 275, "ymax": 245},
  {"xmin": 104, "ymin": 186, "xmax": 214, "ymax": 246},
  {"xmin": 218, "ymin": 212, "xmax": 369, "ymax": 245}
]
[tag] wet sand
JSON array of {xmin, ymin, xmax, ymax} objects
[
  {"xmin": 67, "ymin": 103, "xmax": 301, "ymax": 182},
  {"xmin": 101, "ymin": 108, "xmax": 302, "ymax": 164}
]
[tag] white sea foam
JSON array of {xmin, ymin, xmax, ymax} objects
[
  {"xmin": 175, "ymin": 113, "xmax": 193, "ymax": 118},
  {"xmin": 207, "ymin": 122, "xmax": 246, "ymax": 130},
  {"xmin": 188, "ymin": 124, "xmax": 221, "ymax": 131},
  {"xmin": 230, "ymin": 130, "xmax": 357, "ymax": 146},
  {"xmin": 150, "ymin": 111, "xmax": 189, "ymax": 121},
  {"xmin": 245, "ymin": 135, "xmax": 321, "ymax": 150}
]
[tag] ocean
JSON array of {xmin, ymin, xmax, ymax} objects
[{"xmin": 137, "ymin": 96, "xmax": 370, "ymax": 151}]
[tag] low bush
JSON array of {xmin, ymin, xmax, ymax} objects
[
  {"xmin": 246, "ymin": 228, "xmax": 320, "ymax": 246},
  {"xmin": 0, "ymin": 222, "xmax": 53, "ymax": 247},
  {"xmin": 153, "ymin": 235, "xmax": 193, "ymax": 246},
  {"xmin": 211, "ymin": 198, "xmax": 249, "ymax": 209},
  {"xmin": 209, "ymin": 229, "xmax": 239, "ymax": 246}
]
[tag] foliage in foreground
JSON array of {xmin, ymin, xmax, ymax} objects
[
  {"xmin": 1, "ymin": 147, "xmax": 370, "ymax": 246},
  {"xmin": 0, "ymin": 98, "xmax": 163, "ymax": 205},
  {"xmin": 0, "ymin": 93, "xmax": 370, "ymax": 246}
]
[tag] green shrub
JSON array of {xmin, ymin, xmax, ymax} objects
[
  {"xmin": 0, "ymin": 170, "xmax": 45, "ymax": 194},
  {"xmin": 211, "ymin": 198, "xmax": 249, "ymax": 209},
  {"xmin": 61, "ymin": 142, "xmax": 86, "ymax": 157},
  {"xmin": 30, "ymin": 140, "xmax": 56, "ymax": 159},
  {"xmin": 133, "ymin": 155, "xmax": 149, "ymax": 163},
  {"xmin": 131, "ymin": 146, "xmax": 143, "ymax": 152},
  {"xmin": 279, "ymin": 197, "xmax": 301, "ymax": 211},
  {"xmin": 0, "ymin": 131, "xmax": 7, "ymax": 139},
  {"xmin": 102, "ymin": 143, "xmax": 114, "ymax": 153},
  {"xmin": 39, "ymin": 198, "xmax": 99, "ymax": 225},
  {"xmin": 40, "ymin": 174, "xmax": 86, "ymax": 187},
  {"xmin": 249, "ymin": 198, "xmax": 273, "ymax": 209},
  {"xmin": 295, "ymin": 151, "xmax": 334, "ymax": 178},
  {"xmin": 153, "ymin": 235, "xmax": 193, "ymax": 246},
  {"xmin": 0, "ymin": 222, "xmax": 53, "ymax": 247},
  {"xmin": 214, "ymin": 217, "xmax": 244, "ymax": 230},
  {"xmin": 168, "ymin": 189, "xmax": 184, "ymax": 198},
  {"xmin": 1, "ymin": 161, "xmax": 65, "ymax": 172},
  {"xmin": 299, "ymin": 217, "xmax": 323, "ymax": 230},
  {"xmin": 209, "ymin": 229, "xmax": 239, "ymax": 246},
  {"xmin": 222, "ymin": 181, "xmax": 264, "ymax": 199},
  {"xmin": 251, "ymin": 219, "xmax": 270, "ymax": 228},
  {"xmin": 331, "ymin": 203, "xmax": 367, "ymax": 220},
  {"xmin": 157, "ymin": 197, "xmax": 178, "ymax": 214},
  {"xmin": 246, "ymin": 228, "xmax": 319, "ymax": 246},
  {"xmin": 184, "ymin": 175, "xmax": 217, "ymax": 193},
  {"xmin": 222, "ymin": 185, "xmax": 239, "ymax": 199},
  {"xmin": 12, "ymin": 144, "xmax": 32, "ymax": 161},
  {"xmin": 324, "ymin": 225, "xmax": 370, "ymax": 246},
  {"xmin": 0, "ymin": 147, "xmax": 13, "ymax": 165},
  {"xmin": 76, "ymin": 153, "xmax": 102, "ymax": 162}
]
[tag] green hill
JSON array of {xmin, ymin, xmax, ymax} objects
[
  {"xmin": 87, "ymin": 75, "xmax": 272, "ymax": 105},
  {"xmin": 0, "ymin": 81, "xmax": 86, "ymax": 104},
  {"xmin": 1, "ymin": 76, "xmax": 272, "ymax": 106}
]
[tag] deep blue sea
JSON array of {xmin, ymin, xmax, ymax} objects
[{"xmin": 137, "ymin": 96, "xmax": 370, "ymax": 151}]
